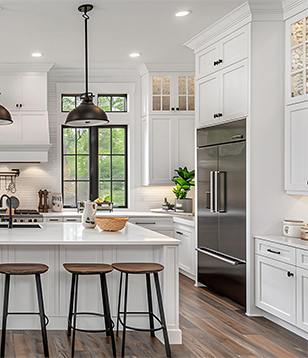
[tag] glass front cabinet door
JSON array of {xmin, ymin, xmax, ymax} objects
[
  {"xmin": 287, "ymin": 12, "xmax": 308, "ymax": 104},
  {"xmin": 151, "ymin": 74, "xmax": 195, "ymax": 113}
]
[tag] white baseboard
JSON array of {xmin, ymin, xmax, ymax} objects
[
  {"xmin": 179, "ymin": 268, "xmax": 195, "ymax": 281},
  {"xmin": 156, "ymin": 328, "xmax": 182, "ymax": 345}
]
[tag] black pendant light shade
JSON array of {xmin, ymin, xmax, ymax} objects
[
  {"xmin": 0, "ymin": 104, "xmax": 13, "ymax": 126},
  {"xmin": 65, "ymin": 4, "xmax": 109, "ymax": 127},
  {"xmin": 65, "ymin": 97, "xmax": 109, "ymax": 127}
]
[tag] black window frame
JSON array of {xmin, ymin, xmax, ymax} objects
[
  {"xmin": 62, "ymin": 125, "xmax": 128, "ymax": 208},
  {"xmin": 61, "ymin": 94, "xmax": 127, "ymax": 113}
]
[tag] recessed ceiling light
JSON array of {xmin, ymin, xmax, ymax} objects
[
  {"xmin": 175, "ymin": 10, "xmax": 191, "ymax": 17},
  {"xmin": 32, "ymin": 52, "xmax": 43, "ymax": 57},
  {"xmin": 129, "ymin": 52, "xmax": 141, "ymax": 58}
]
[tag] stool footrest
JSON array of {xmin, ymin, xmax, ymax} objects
[
  {"xmin": 6, "ymin": 311, "xmax": 49, "ymax": 326},
  {"xmin": 118, "ymin": 311, "xmax": 164, "ymax": 332},
  {"xmin": 68, "ymin": 311, "xmax": 115, "ymax": 334}
]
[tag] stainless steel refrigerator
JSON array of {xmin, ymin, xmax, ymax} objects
[{"xmin": 197, "ymin": 119, "xmax": 246, "ymax": 306}]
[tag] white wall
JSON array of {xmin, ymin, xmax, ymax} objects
[{"xmin": 0, "ymin": 68, "xmax": 176, "ymax": 210}]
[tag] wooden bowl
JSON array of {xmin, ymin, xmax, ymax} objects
[{"xmin": 95, "ymin": 217, "xmax": 129, "ymax": 232}]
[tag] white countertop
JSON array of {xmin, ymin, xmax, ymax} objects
[
  {"xmin": 254, "ymin": 235, "xmax": 308, "ymax": 250},
  {"xmin": 0, "ymin": 222, "xmax": 180, "ymax": 246}
]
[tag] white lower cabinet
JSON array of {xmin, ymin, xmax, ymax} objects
[
  {"xmin": 297, "ymin": 267, "xmax": 308, "ymax": 332},
  {"xmin": 255, "ymin": 238, "xmax": 308, "ymax": 333},
  {"xmin": 174, "ymin": 222, "xmax": 195, "ymax": 278},
  {"xmin": 255, "ymin": 255, "xmax": 296, "ymax": 324}
]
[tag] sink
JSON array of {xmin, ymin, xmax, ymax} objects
[{"xmin": 0, "ymin": 224, "xmax": 42, "ymax": 229}]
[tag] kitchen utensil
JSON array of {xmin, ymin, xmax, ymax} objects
[
  {"xmin": 6, "ymin": 196, "xmax": 19, "ymax": 210},
  {"xmin": 95, "ymin": 217, "xmax": 129, "ymax": 231},
  {"xmin": 283, "ymin": 219, "xmax": 304, "ymax": 238},
  {"xmin": 82, "ymin": 201, "xmax": 97, "ymax": 228}
]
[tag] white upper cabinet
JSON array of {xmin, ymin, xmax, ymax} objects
[
  {"xmin": 285, "ymin": 101, "xmax": 308, "ymax": 193},
  {"xmin": 142, "ymin": 115, "xmax": 195, "ymax": 186},
  {"xmin": 0, "ymin": 73, "xmax": 47, "ymax": 111},
  {"xmin": 196, "ymin": 26, "xmax": 248, "ymax": 81},
  {"xmin": 196, "ymin": 59, "xmax": 248, "ymax": 127},
  {"xmin": 286, "ymin": 10, "xmax": 308, "ymax": 105},
  {"xmin": 141, "ymin": 71, "xmax": 195, "ymax": 116}
]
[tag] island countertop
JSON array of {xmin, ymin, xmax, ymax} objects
[{"xmin": 0, "ymin": 222, "xmax": 180, "ymax": 245}]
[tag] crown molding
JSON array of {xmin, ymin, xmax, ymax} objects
[
  {"xmin": 0, "ymin": 63, "xmax": 54, "ymax": 73},
  {"xmin": 283, "ymin": 0, "xmax": 308, "ymax": 20},
  {"xmin": 185, "ymin": 1, "xmax": 283, "ymax": 52},
  {"xmin": 138, "ymin": 63, "xmax": 194, "ymax": 76}
]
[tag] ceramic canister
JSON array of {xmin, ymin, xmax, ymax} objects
[
  {"xmin": 51, "ymin": 193, "xmax": 63, "ymax": 212},
  {"xmin": 300, "ymin": 226, "xmax": 308, "ymax": 241},
  {"xmin": 82, "ymin": 200, "xmax": 97, "ymax": 228},
  {"xmin": 283, "ymin": 219, "xmax": 304, "ymax": 238}
]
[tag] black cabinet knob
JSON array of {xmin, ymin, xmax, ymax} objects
[
  {"xmin": 218, "ymin": 113, "xmax": 223, "ymax": 117},
  {"xmin": 213, "ymin": 114, "xmax": 217, "ymax": 118},
  {"xmin": 16, "ymin": 104, "xmax": 19, "ymax": 108},
  {"xmin": 20, "ymin": 104, "xmax": 22, "ymax": 108},
  {"xmin": 213, "ymin": 61, "xmax": 217, "ymax": 66},
  {"xmin": 176, "ymin": 107, "xmax": 179, "ymax": 111},
  {"xmin": 218, "ymin": 59, "xmax": 223, "ymax": 64},
  {"xmin": 171, "ymin": 107, "xmax": 175, "ymax": 111},
  {"xmin": 287, "ymin": 271, "xmax": 294, "ymax": 277}
]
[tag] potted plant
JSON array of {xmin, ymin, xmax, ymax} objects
[{"xmin": 172, "ymin": 167, "xmax": 195, "ymax": 213}]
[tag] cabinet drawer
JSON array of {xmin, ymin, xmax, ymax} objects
[
  {"xmin": 44, "ymin": 217, "xmax": 63, "ymax": 222},
  {"xmin": 255, "ymin": 239, "xmax": 296, "ymax": 265},
  {"xmin": 296, "ymin": 249, "xmax": 308, "ymax": 270},
  {"xmin": 63, "ymin": 217, "xmax": 81, "ymax": 222},
  {"xmin": 129, "ymin": 217, "xmax": 173, "ymax": 227}
]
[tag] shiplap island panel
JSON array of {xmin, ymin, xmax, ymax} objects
[{"xmin": 0, "ymin": 223, "xmax": 181, "ymax": 344}]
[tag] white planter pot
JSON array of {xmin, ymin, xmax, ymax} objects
[{"xmin": 175, "ymin": 198, "xmax": 193, "ymax": 213}]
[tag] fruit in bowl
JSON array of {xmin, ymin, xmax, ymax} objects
[{"xmin": 94, "ymin": 195, "xmax": 112, "ymax": 205}]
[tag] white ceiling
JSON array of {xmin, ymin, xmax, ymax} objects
[{"xmin": 0, "ymin": 0, "xmax": 280, "ymax": 69}]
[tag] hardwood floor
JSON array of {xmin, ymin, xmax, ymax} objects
[{"xmin": 2, "ymin": 274, "xmax": 307, "ymax": 357}]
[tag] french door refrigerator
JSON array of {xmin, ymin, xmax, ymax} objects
[{"xmin": 197, "ymin": 119, "xmax": 246, "ymax": 306}]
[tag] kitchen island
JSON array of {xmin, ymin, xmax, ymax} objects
[{"xmin": 0, "ymin": 222, "xmax": 181, "ymax": 344}]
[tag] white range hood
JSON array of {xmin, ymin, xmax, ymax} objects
[{"xmin": 0, "ymin": 112, "xmax": 51, "ymax": 163}]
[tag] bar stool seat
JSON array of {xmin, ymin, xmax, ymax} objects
[
  {"xmin": 63, "ymin": 263, "xmax": 113, "ymax": 275},
  {"xmin": 112, "ymin": 262, "xmax": 171, "ymax": 358},
  {"xmin": 63, "ymin": 263, "xmax": 116, "ymax": 358},
  {"xmin": 0, "ymin": 263, "xmax": 49, "ymax": 275},
  {"xmin": 112, "ymin": 262, "xmax": 164, "ymax": 274},
  {"xmin": 0, "ymin": 263, "xmax": 49, "ymax": 358}
]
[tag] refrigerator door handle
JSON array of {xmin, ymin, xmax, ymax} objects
[
  {"xmin": 210, "ymin": 171, "xmax": 215, "ymax": 212},
  {"xmin": 214, "ymin": 171, "xmax": 219, "ymax": 213},
  {"xmin": 196, "ymin": 248, "xmax": 246, "ymax": 266},
  {"xmin": 217, "ymin": 171, "xmax": 226, "ymax": 213}
]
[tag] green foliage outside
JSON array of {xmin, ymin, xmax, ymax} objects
[
  {"xmin": 172, "ymin": 167, "xmax": 195, "ymax": 199},
  {"xmin": 63, "ymin": 127, "xmax": 126, "ymax": 207},
  {"xmin": 62, "ymin": 95, "xmax": 125, "ymax": 112}
]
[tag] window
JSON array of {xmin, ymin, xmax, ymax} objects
[
  {"xmin": 62, "ymin": 126, "xmax": 127, "ymax": 208},
  {"xmin": 62, "ymin": 94, "xmax": 127, "ymax": 112}
]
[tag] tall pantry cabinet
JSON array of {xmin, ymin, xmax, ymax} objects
[
  {"xmin": 185, "ymin": 1, "xmax": 286, "ymax": 318},
  {"xmin": 139, "ymin": 64, "xmax": 195, "ymax": 186}
]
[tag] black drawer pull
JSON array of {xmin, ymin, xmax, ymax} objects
[
  {"xmin": 176, "ymin": 231, "xmax": 183, "ymax": 235},
  {"xmin": 267, "ymin": 249, "xmax": 281, "ymax": 254},
  {"xmin": 287, "ymin": 271, "xmax": 294, "ymax": 277},
  {"xmin": 135, "ymin": 222, "xmax": 156, "ymax": 225}
]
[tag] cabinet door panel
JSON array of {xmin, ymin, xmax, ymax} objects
[
  {"xmin": 0, "ymin": 112, "xmax": 22, "ymax": 142},
  {"xmin": 175, "ymin": 230, "xmax": 192, "ymax": 273},
  {"xmin": 21, "ymin": 74, "xmax": 47, "ymax": 111},
  {"xmin": 220, "ymin": 27, "xmax": 248, "ymax": 69},
  {"xmin": 297, "ymin": 267, "xmax": 308, "ymax": 332},
  {"xmin": 255, "ymin": 255, "xmax": 296, "ymax": 324},
  {"xmin": 176, "ymin": 117, "xmax": 195, "ymax": 170},
  {"xmin": 196, "ymin": 74, "xmax": 219, "ymax": 127},
  {"xmin": 0, "ymin": 74, "xmax": 21, "ymax": 110},
  {"xmin": 196, "ymin": 43, "xmax": 220, "ymax": 80},
  {"xmin": 21, "ymin": 112, "xmax": 49, "ymax": 143},
  {"xmin": 220, "ymin": 60, "xmax": 248, "ymax": 122},
  {"xmin": 149, "ymin": 117, "xmax": 173, "ymax": 185},
  {"xmin": 285, "ymin": 102, "xmax": 308, "ymax": 191}
]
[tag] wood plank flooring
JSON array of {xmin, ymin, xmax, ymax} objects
[{"xmin": 2, "ymin": 274, "xmax": 307, "ymax": 357}]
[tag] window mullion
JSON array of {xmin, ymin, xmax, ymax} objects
[{"xmin": 89, "ymin": 127, "xmax": 99, "ymax": 201}]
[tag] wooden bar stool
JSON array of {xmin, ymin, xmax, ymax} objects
[
  {"xmin": 63, "ymin": 263, "xmax": 116, "ymax": 358},
  {"xmin": 0, "ymin": 263, "xmax": 49, "ymax": 358},
  {"xmin": 112, "ymin": 262, "xmax": 171, "ymax": 358}
]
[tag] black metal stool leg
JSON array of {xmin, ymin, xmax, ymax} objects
[
  {"xmin": 116, "ymin": 272, "xmax": 123, "ymax": 337},
  {"xmin": 121, "ymin": 273, "xmax": 129, "ymax": 358},
  {"xmin": 35, "ymin": 274, "xmax": 49, "ymax": 358},
  {"xmin": 67, "ymin": 274, "xmax": 76, "ymax": 337},
  {"xmin": 154, "ymin": 273, "xmax": 171, "ymax": 357},
  {"xmin": 71, "ymin": 274, "xmax": 79, "ymax": 358},
  {"xmin": 100, "ymin": 274, "xmax": 116, "ymax": 358},
  {"xmin": 146, "ymin": 273, "xmax": 155, "ymax": 337},
  {"xmin": 1, "ymin": 274, "xmax": 10, "ymax": 358}
]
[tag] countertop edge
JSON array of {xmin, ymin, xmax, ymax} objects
[{"xmin": 254, "ymin": 235, "xmax": 308, "ymax": 251}]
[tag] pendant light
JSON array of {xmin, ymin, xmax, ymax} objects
[
  {"xmin": 65, "ymin": 4, "xmax": 109, "ymax": 127},
  {"xmin": 0, "ymin": 104, "xmax": 13, "ymax": 126}
]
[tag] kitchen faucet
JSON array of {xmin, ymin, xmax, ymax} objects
[{"xmin": 0, "ymin": 195, "xmax": 12, "ymax": 229}]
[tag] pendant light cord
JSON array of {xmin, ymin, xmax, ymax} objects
[{"xmin": 82, "ymin": 11, "xmax": 90, "ymax": 100}]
